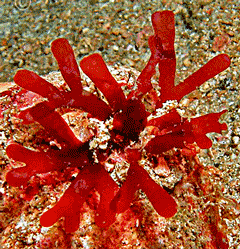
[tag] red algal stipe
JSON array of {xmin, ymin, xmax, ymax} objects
[{"xmin": 3, "ymin": 10, "xmax": 230, "ymax": 245}]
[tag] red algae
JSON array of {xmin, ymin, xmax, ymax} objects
[{"xmin": 1, "ymin": 10, "xmax": 232, "ymax": 248}]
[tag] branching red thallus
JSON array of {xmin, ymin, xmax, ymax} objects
[{"xmin": 5, "ymin": 10, "xmax": 230, "ymax": 233}]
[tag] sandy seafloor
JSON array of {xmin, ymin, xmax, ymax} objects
[{"xmin": 0, "ymin": 0, "xmax": 239, "ymax": 248}]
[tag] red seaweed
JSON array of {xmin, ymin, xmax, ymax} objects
[
  {"xmin": 80, "ymin": 53, "xmax": 126, "ymax": 112},
  {"xmin": 3, "ymin": 10, "xmax": 230, "ymax": 242}
]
